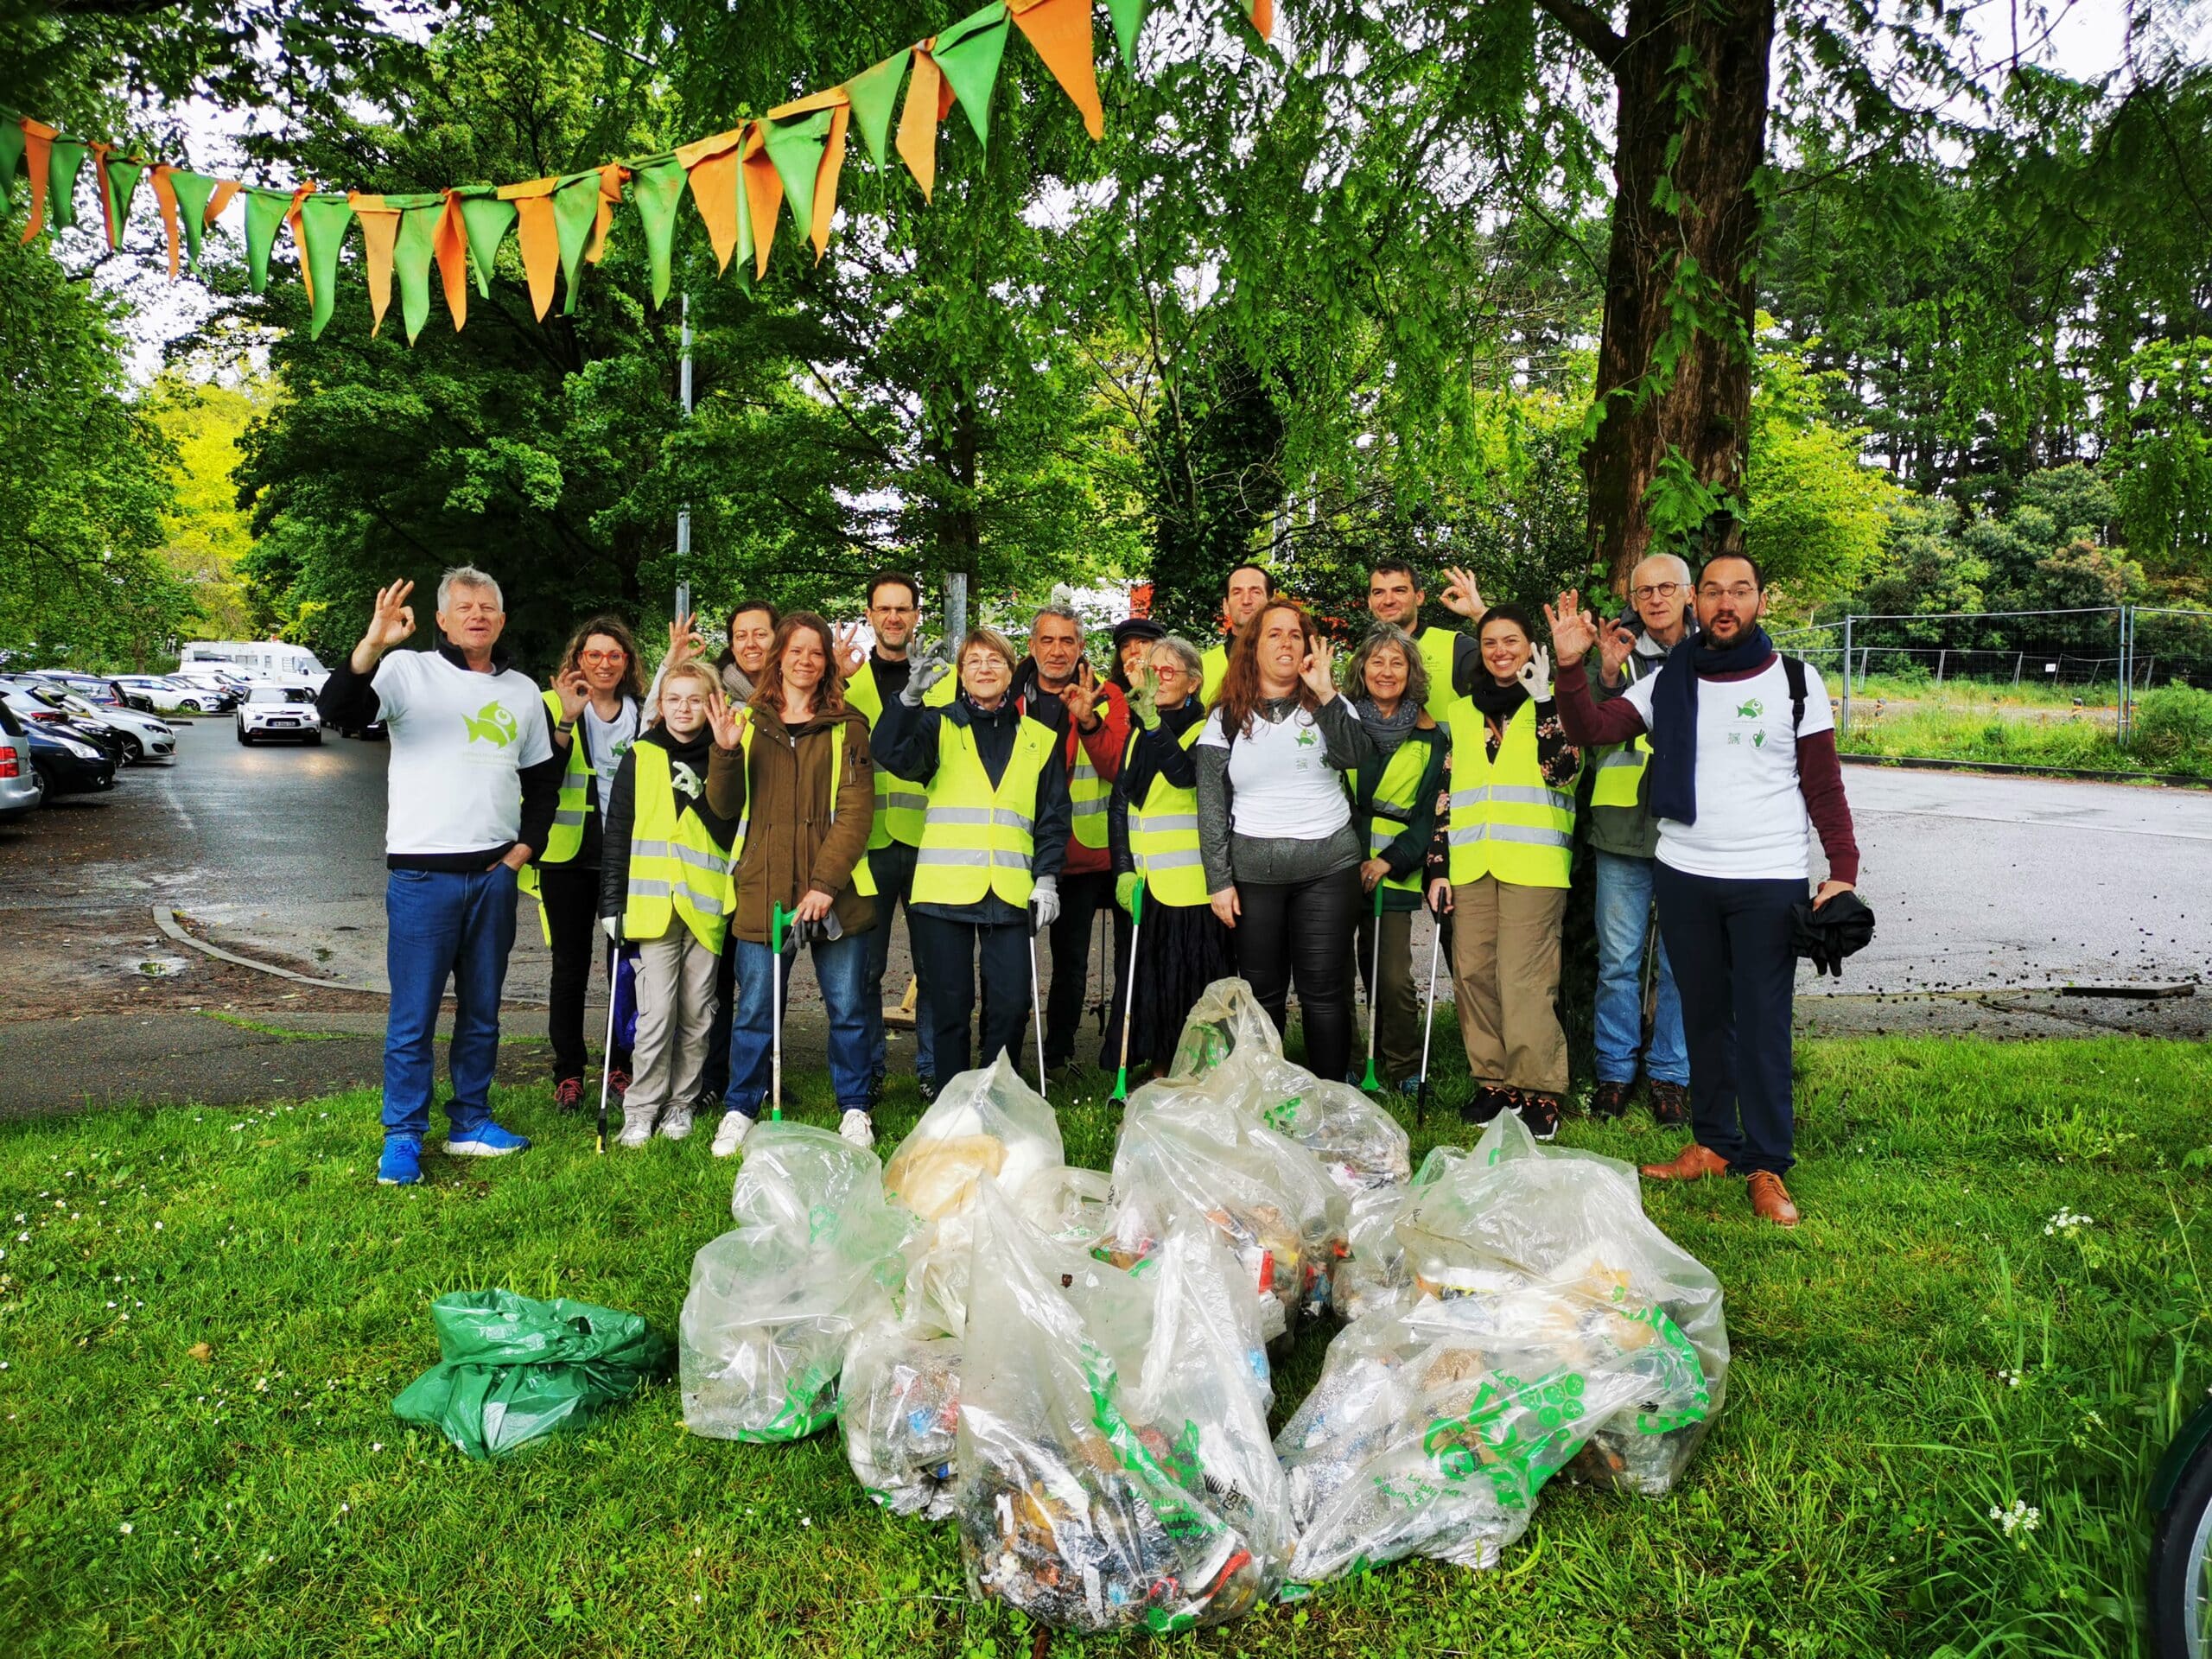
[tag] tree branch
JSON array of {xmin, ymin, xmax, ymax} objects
[{"xmin": 1531, "ymin": 0, "xmax": 1627, "ymax": 69}]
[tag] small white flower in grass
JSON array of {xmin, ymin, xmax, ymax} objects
[
  {"xmin": 1997, "ymin": 1368, "xmax": 2024, "ymax": 1388},
  {"xmin": 800, "ymin": 1517, "xmax": 811, "ymax": 1528},
  {"xmin": 2044, "ymin": 1208, "xmax": 2093, "ymax": 1237},
  {"xmin": 119, "ymin": 1523, "xmax": 132, "ymax": 1535},
  {"xmin": 371, "ymin": 1442, "xmax": 384, "ymax": 1452},
  {"xmin": 1991, "ymin": 1498, "xmax": 2041, "ymax": 1542},
  {"xmin": 154, "ymin": 1223, "xmax": 162, "ymax": 1231}
]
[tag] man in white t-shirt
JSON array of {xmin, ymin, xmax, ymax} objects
[
  {"xmin": 1548, "ymin": 551, "xmax": 1860, "ymax": 1228},
  {"xmin": 317, "ymin": 566, "xmax": 558, "ymax": 1186}
]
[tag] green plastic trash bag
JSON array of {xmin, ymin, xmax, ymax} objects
[{"xmin": 391, "ymin": 1288, "xmax": 671, "ymax": 1460}]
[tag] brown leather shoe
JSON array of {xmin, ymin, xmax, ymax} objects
[
  {"xmin": 1746, "ymin": 1170, "xmax": 1801, "ymax": 1227},
  {"xmin": 1639, "ymin": 1142, "xmax": 1732, "ymax": 1182}
]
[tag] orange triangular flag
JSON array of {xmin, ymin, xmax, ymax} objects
[
  {"xmin": 498, "ymin": 176, "xmax": 563, "ymax": 320},
  {"xmin": 1249, "ymin": 0, "xmax": 1272, "ymax": 40},
  {"xmin": 349, "ymin": 192, "xmax": 401, "ymax": 335},
  {"xmin": 896, "ymin": 45, "xmax": 957, "ymax": 202},
  {"xmin": 433, "ymin": 190, "xmax": 469, "ymax": 329},
  {"xmin": 204, "ymin": 178, "xmax": 240, "ymax": 226},
  {"xmin": 19, "ymin": 118, "xmax": 55, "ymax": 243},
  {"xmin": 151, "ymin": 166, "xmax": 184, "ymax": 278},
  {"xmin": 677, "ymin": 129, "xmax": 746, "ymax": 275},
  {"xmin": 585, "ymin": 164, "xmax": 625, "ymax": 264},
  {"xmin": 283, "ymin": 183, "xmax": 315, "ymax": 304},
  {"xmin": 1010, "ymin": 0, "xmax": 1104, "ymax": 140},
  {"xmin": 809, "ymin": 102, "xmax": 850, "ymax": 262},
  {"xmin": 740, "ymin": 124, "xmax": 783, "ymax": 279}
]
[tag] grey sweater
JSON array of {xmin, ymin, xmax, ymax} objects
[{"xmin": 1196, "ymin": 696, "xmax": 1377, "ymax": 891}]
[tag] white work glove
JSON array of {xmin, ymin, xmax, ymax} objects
[
  {"xmin": 1516, "ymin": 645, "xmax": 1554, "ymax": 703},
  {"xmin": 1029, "ymin": 874, "xmax": 1060, "ymax": 935},
  {"xmin": 901, "ymin": 653, "xmax": 950, "ymax": 707},
  {"xmin": 600, "ymin": 915, "xmax": 622, "ymax": 944}
]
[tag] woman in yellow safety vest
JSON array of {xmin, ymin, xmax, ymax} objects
[
  {"xmin": 528, "ymin": 614, "xmax": 645, "ymax": 1111},
  {"xmin": 868, "ymin": 626, "xmax": 1071, "ymax": 1096},
  {"xmin": 1106, "ymin": 633, "xmax": 1230, "ymax": 1081},
  {"xmin": 594, "ymin": 660, "xmax": 738, "ymax": 1148},
  {"xmin": 699, "ymin": 613, "xmax": 879, "ymax": 1156},
  {"xmin": 1343, "ymin": 624, "xmax": 1448, "ymax": 1092},
  {"xmin": 1423, "ymin": 601, "xmax": 1582, "ymax": 1141}
]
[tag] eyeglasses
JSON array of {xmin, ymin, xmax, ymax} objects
[
  {"xmin": 1632, "ymin": 582, "xmax": 1681, "ymax": 601},
  {"xmin": 872, "ymin": 604, "xmax": 917, "ymax": 616},
  {"xmin": 579, "ymin": 650, "xmax": 626, "ymax": 664},
  {"xmin": 1699, "ymin": 582, "xmax": 1759, "ymax": 601}
]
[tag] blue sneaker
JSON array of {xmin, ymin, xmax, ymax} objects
[
  {"xmin": 446, "ymin": 1119, "xmax": 531, "ymax": 1158},
  {"xmin": 377, "ymin": 1135, "xmax": 423, "ymax": 1185}
]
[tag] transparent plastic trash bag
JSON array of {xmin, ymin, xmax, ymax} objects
[
  {"xmin": 1332, "ymin": 1145, "xmax": 1468, "ymax": 1323},
  {"xmin": 1015, "ymin": 1164, "xmax": 1115, "ymax": 1248},
  {"xmin": 1274, "ymin": 1283, "xmax": 1709, "ymax": 1585},
  {"xmin": 1395, "ymin": 1111, "xmax": 1728, "ymax": 1494},
  {"xmin": 1166, "ymin": 977, "xmax": 1281, "ymax": 1080},
  {"xmin": 842, "ymin": 1319, "xmax": 965, "ymax": 1519},
  {"xmin": 1239, "ymin": 1052, "xmax": 1413, "ymax": 1197},
  {"xmin": 678, "ymin": 1122, "xmax": 913, "ymax": 1443},
  {"xmin": 885, "ymin": 1052, "xmax": 1064, "ymax": 1224},
  {"xmin": 955, "ymin": 1185, "xmax": 1287, "ymax": 1633}
]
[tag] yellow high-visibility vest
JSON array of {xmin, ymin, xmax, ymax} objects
[
  {"xmin": 1068, "ymin": 725, "xmax": 1111, "ymax": 851},
  {"xmin": 537, "ymin": 689, "xmax": 592, "ymax": 864},
  {"xmin": 910, "ymin": 713, "xmax": 1056, "ymax": 910},
  {"xmin": 1346, "ymin": 729, "xmax": 1439, "ymax": 896},
  {"xmin": 622, "ymin": 742, "xmax": 733, "ymax": 951},
  {"xmin": 1442, "ymin": 701, "xmax": 1576, "ymax": 889},
  {"xmin": 1589, "ymin": 652, "xmax": 1654, "ymax": 809},
  {"xmin": 1123, "ymin": 720, "xmax": 1208, "ymax": 907},
  {"xmin": 1413, "ymin": 626, "xmax": 1463, "ymax": 718},
  {"xmin": 721, "ymin": 717, "xmax": 876, "ymax": 904},
  {"xmin": 846, "ymin": 656, "xmax": 955, "ymax": 849},
  {"xmin": 1199, "ymin": 639, "xmax": 1230, "ymax": 706}
]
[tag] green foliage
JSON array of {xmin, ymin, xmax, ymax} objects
[
  {"xmin": 1744, "ymin": 330, "xmax": 1897, "ymax": 603},
  {"xmin": 148, "ymin": 373, "xmax": 266, "ymax": 640},
  {"xmin": 2131, "ymin": 683, "xmax": 2212, "ymax": 766}
]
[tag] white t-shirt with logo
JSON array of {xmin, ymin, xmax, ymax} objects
[
  {"xmin": 372, "ymin": 650, "xmax": 555, "ymax": 856},
  {"xmin": 1620, "ymin": 655, "xmax": 1832, "ymax": 881},
  {"xmin": 1198, "ymin": 703, "xmax": 1353, "ymax": 841},
  {"xmin": 581, "ymin": 699, "xmax": 639, "ymax": 804}
]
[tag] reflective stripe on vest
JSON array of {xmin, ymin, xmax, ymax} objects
[
  {"xmin": 1414, "ymin": 626, "xmax": 1461, "ymax": 719},
  {"xmin": 722, "ymin": 719, "xmax": 877, "ymax": 906},
  {"xmin": 909, "ymin": 715, "xmax": 1054, "ymax": 909},
  {"xmin": 1125, "ymin": 721, "xmax": 1208, "ymax": 906},
  {"xmin": 1348, "ymin": 733, "xmax": 1434, "ymax": 895},
  {"xmin": 848, "ymin": 656, "xmax": 954, "ymax": 849},
  {"xmin": 1590, "ymin": 651, "xmax": 1653, "ymax": 809},
  {"xmin": 622, "ymin": 744, "xmax": 733, "ymax": 951},
  {"xmin": 1441, "ymin": 701, "xmax": 1576, "ymax": 889}
]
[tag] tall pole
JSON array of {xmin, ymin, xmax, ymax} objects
[
  {"xmin": 675, "ymin": 292, "xmax": 693, "ymax": 622},
  {"xmin": 1840, "ymin": 614, "xmax": 1853, "ymax": 738}
]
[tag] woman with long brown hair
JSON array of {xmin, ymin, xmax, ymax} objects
[
  {"xmin": 702, "ymin": 612, "xmax": 878, "ymax": 1154},
  {"xmin": 1195, "ymin": 599, "xmax": 1380, "ymax": 1081},
  {"xmin": 531, "ymin": 613, "xmax": 646, "ymax": 1110}
]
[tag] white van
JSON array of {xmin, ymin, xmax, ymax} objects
[{"xmin": 179, "ymin": 640, "xmax": 329, "ymax": 688}]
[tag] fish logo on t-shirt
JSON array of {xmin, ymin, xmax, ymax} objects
[
  {"xmin": 1734, "ymin": 698, "xmax": 1764, "ymax": 721},
  {"xmin": 461, "ymin": 701, "xmax": 520, "ymax": 747}
]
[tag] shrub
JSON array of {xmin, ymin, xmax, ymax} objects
[{"xmin": 2132, "ymin": 683, "xmax": 2212, "ymax": 764}]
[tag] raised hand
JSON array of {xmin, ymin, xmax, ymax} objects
[
  {"xmin": 902, "ymin": 653, "xmax": 951, "ymax": 707},
  {"xmin": 1597, "ymin": 618, "xmax": 1638, "ymax": 681},
  {"xmin": 1061, "ymin": 660, "xmax": 1099, "ymax": 728},
  {"xmin": 1516, "ymin": 644, "xmax": 1554, "ymax": 703},
  {"xmin": 702, "ymin": 684, "xmax": 748, "ymax": 750},
  {"xmin": 832, "ymin": 622, "xmax": 866, "ymax": 677},
  {"xmin": 1440, "ymin": 566, "xmax": 1485, "ymax": 620},
  {"xmin": 1299, "ymin": 638, "xmax": 1338, "ymax": 703},
  {"xmin": 551, "ymin": 665, "xmax": 590, "ymax": 721},
  {"xmin": 1543, "ymin": 590, "xmax": 1601, "ymax": 668},
  {"xmin": 363, "ymin": 580, "xmax": 416, "ymax": 652},
  {"xmin": 666, "ymin": 613, "xmax": 707, "ymax": 668},
  {"xmin": 1126, "ymin": 666, "xmax": 1159, "ymax": 729}
]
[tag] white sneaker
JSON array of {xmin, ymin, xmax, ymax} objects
[
  {"xmin": 839, "ymin": 1109, "xmax": 875, "ymax": 1150},
  {"xmin": 617, "ymin": 1105, "xmax": 657, "ymax": 1148},
  {"xmin": 658, "ymin": 1102, "xmax": 695, "ymax": 1141},
  {"xmin": 710, "ymin": 1111, "xmax": 753, "ymax": 1158}
]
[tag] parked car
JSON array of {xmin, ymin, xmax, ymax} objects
[
  {"xmin": 0, "ymin": 689, "xmax": 128, "ymax": 766},
  {"xmin": 0, "ymin": 702, "xmax": 43, "ymax": 818},
  {"xmin": 15, "ymin": 683, "xmax": 175, "ymax": 764},
  {"xmin": 2153, "ymin": 1392, "xmax": 2212, "ymax": 1658},
  {"xmin": 28, "ymin": 671, "xmax": 128, "ymax": 708},
  {"xmin": 19, "ymin": 715, "xmax": 116, "ymax": 796},
  {"xmin": 236, "ymin": 683, "xmax": 322, "ymax": 745},
  {"xmin": 181, "ymin": 639, "xmax": 329, "ymax": 688},
  {"xmin": 115, "ymin": 675, "xmax": 213, "ymax": 715},
  {"xmin": 168, "ymin": 668, "xmax": 245, "ymax": 711}
]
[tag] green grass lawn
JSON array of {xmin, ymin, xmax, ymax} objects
[{"xmin": 3, "ymin": 1037, "xmax": 2209, "ymax": 1656}]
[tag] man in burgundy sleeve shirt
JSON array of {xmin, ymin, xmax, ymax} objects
[{"xmin": 1547, "ymin": 551, "xmax": 1859, "ymax": 1227}]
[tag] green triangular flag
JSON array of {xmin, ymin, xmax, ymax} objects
[
  {"xmin": 103, "ymin": 156, "xmax": 143, "ymax": 245},
  {"xmin": 933, "ymin": 3, "xmax": 1012, "ymax": 147},
  {"xmin": 0, "ymin": 120, "xmax": 25, "ymax": 191},
  {"xmin": 761, "ymin": 108, "xmax": 834, "ymax": 249},
  {"xmin": 243, "ymin": 188, "xmax": 292, "ymax": 293},
  {"xmin": 551, "ymin": 170, "xmax": 601, "ymax": 315},
  {"xmin": 845, "ymin": 51, "xmax": 909, "ymax": 168},
  {"xmin": 1104, "ymin": 0, "xmax": 1147, "ymax": 67},
  {"xmin": 298, "ymin": 192, "xmax": 353, "ymax": 339},
  {"xmin": 454, "ymin": 189, "xmax": 516, "ymax": 296},
  {"xmin": 168, "ymin": 170, "xmax": 219, "ymax": 271},
  {"xmin": 47, "ymin": 138, "xmax": 86, "ymax": 232},
  {"xmin": 626, "ymin": 155, "xmax": 685, "ymax": 308},
  {"xmin": 392, "ymin": 196, "xmax": 445, "ymax": 345}
]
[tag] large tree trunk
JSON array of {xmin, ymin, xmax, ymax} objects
[{"xmin": 1560, "ymin": 0, "xmax": 1776, "ymax": 590}]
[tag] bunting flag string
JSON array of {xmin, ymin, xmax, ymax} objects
[{"xmin": 0, "ymin": 0, "xmax": 1274, "ymax": 342}]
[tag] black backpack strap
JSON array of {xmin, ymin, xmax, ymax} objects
[{"xmin": 1781, "ymin": 653, "xmax": 1808, "ymax": 734}]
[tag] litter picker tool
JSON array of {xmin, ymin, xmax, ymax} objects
[
  {"xmin": 1414, "ymin": 893, "xmax": 1445, "ymax": 1127},
  {"xmin": 770, "ymin": 902, "xmax": 792, "ymax": 1122},
  {"xmin": 596, "ymin": 938, "xmax": 620, "ymax": 1154},
  {"xmin": 1109, "ymin": 884, "xmax": 1143, "ymax": 1104},
  {"xmin": 1360, "ymin": 882, "xmax": 1385, "ymax": 1090},
  {"xmin": 1027, "ymin": 900, "xmax": 1050, "ymax": 1091}
]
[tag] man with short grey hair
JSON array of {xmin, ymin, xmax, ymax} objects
[{"xmin": 317, "ymin": 567, "xmax": 560, "ymax": 1185}]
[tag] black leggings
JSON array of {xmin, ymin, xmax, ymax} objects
[
  {"xmin": 539, "ymin": 861, "xmax": 629, "ymax": 1082},
  {"xmin": 1233, "ymin": 861, "xmax": 1363, "ymax": 1082}
]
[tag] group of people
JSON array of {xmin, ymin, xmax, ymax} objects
[{"xmin": 330, "ymin": 541, "xmax": 1859, "ymax": 1228}]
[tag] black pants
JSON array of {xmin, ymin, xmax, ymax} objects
[
  {"xmin": 861, "ymin": 838, "xmax": 937, "ymax": 1084},
  {"xmin": 1044, "ymin": 868, "xmax": 1130, "ymax": 1071},
  {"xmin": 539, "ymin": 862, "xmax": 629, "ymax": 1082},
  {"xmin": 912, "ymin": 912, "xmax": 1034, "ymax": 1083},
  {"xmin": 696, "ymin": 933, "xmax": 738, "ymax": 1104},
  {"xmin": 1234, "ymin": 862, "xmax": 1363, "ymax": 1084},
  {"xmin": 1653, "ymin": 862, "xmax": 1801, "ymax": 1175}
]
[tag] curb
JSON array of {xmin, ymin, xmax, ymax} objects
[
  {"xmin": 154, "ymin": 906, "xmax": 372, "ymax": 992},
  {"xmin": 1837, "ymin": 753, "xmax": 2212, "ymax": 789}
]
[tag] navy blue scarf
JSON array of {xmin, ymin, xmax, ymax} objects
[{"xmin": 1645, "ymin": 626, "xmax": 1774, "ymax": 826}]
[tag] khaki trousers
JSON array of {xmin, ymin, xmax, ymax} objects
[
  {"xmin": 1448, "ymin": 876, "xmax": 1570, "ymax": 1096},
  {"xmin": 627, "ymin": 928, "xmax": 721, "ymax": 1114},
  {"xmin": 1354, "ymin": 908, "xmax": 1421, "ymax": 1084}
]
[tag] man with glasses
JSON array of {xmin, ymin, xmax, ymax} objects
[
  {"xmin": 1546, "ymin": 547, "xmax": 1859, "ymax": 1229},
  {"xmin": 1582, "ymin": 553, "xmax": 1696, "ymax": 1126}
]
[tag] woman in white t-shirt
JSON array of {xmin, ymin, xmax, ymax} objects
[{"xmin": 1195, "ymin": 600, "xmax": 1380, "ymax": 1081}]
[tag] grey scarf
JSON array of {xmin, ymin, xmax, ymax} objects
[{"xmin": 1353, "ymin": 696, "xmax": 1420, "ymax": 758}]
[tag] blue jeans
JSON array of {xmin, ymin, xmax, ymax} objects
[
  {"xmin": 1592, "ymin": 850, "xmax": 1688, "ymax": 1086},
  {"xmin": 860, "ymin": 838, "xmax": 936, "ymax": 1083},
  {"xmin": 723, "ymin": 931, "xmax": 873, "ymax": 1119},
  {"xmin": 384, "ymin": 865, "xmax": 519, "ymax": 1138}
]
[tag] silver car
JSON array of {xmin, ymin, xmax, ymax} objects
[
  {"xmin": 14, "ymin": 683, "xmax": 176, "ymax": 764},
  {"xmin": 0, "ymin": 701, "xmax": 44, "ymax": 818}
]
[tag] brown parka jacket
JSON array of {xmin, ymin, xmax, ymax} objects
[{"xmin": 706, "ymin": 702, "xmax": 876, "ymax": 946}]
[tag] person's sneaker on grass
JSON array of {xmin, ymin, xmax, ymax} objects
[
  {"xmin": 658, "ymin": 1101, "xmax": 695, "ymax": 1141},
  {"xmin": 1590, "ymin": 1079, "xmax": 1633, "ymax": 1119},
  {"xmin": 446, "ymin": 1120, "xmax": 530, "ymax": 1158},
  {"xmin": 710, "ymin": 1109, "xmax": 753, "ymax": 1158},
  {"xmin": 616, "ymin": 1104, "xmax": 657, "ymax": 1149},
  {"xmin": 840, "ymin": 1109, "xmax": 875, "ymax": 1150},
  {"xmin": 1459, "ymin": 1084, "xmax": 1507, "ymax": 1127},
  {"xmin": 377, "ymin": 1135, "xmax": 423, "ymax": 1185},
  {"xmin": 1647, "ymin": 1078, "xmax": 1689, "ymax": 1127},
  {"xmin": 553, "ymin": 1076, "xmax": 585, "ymax": 1113},
  {"xmin": 915, "ymin": 1073, "xmax": 939, "ymax": 1104},
  {"xmin": 1516, "ymin": 1091, "xmax": 1561, "ymax": 1142},
  {"xmin": 607, "ymin": 1068, "xmax": 632, "ymax": 1099}
]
